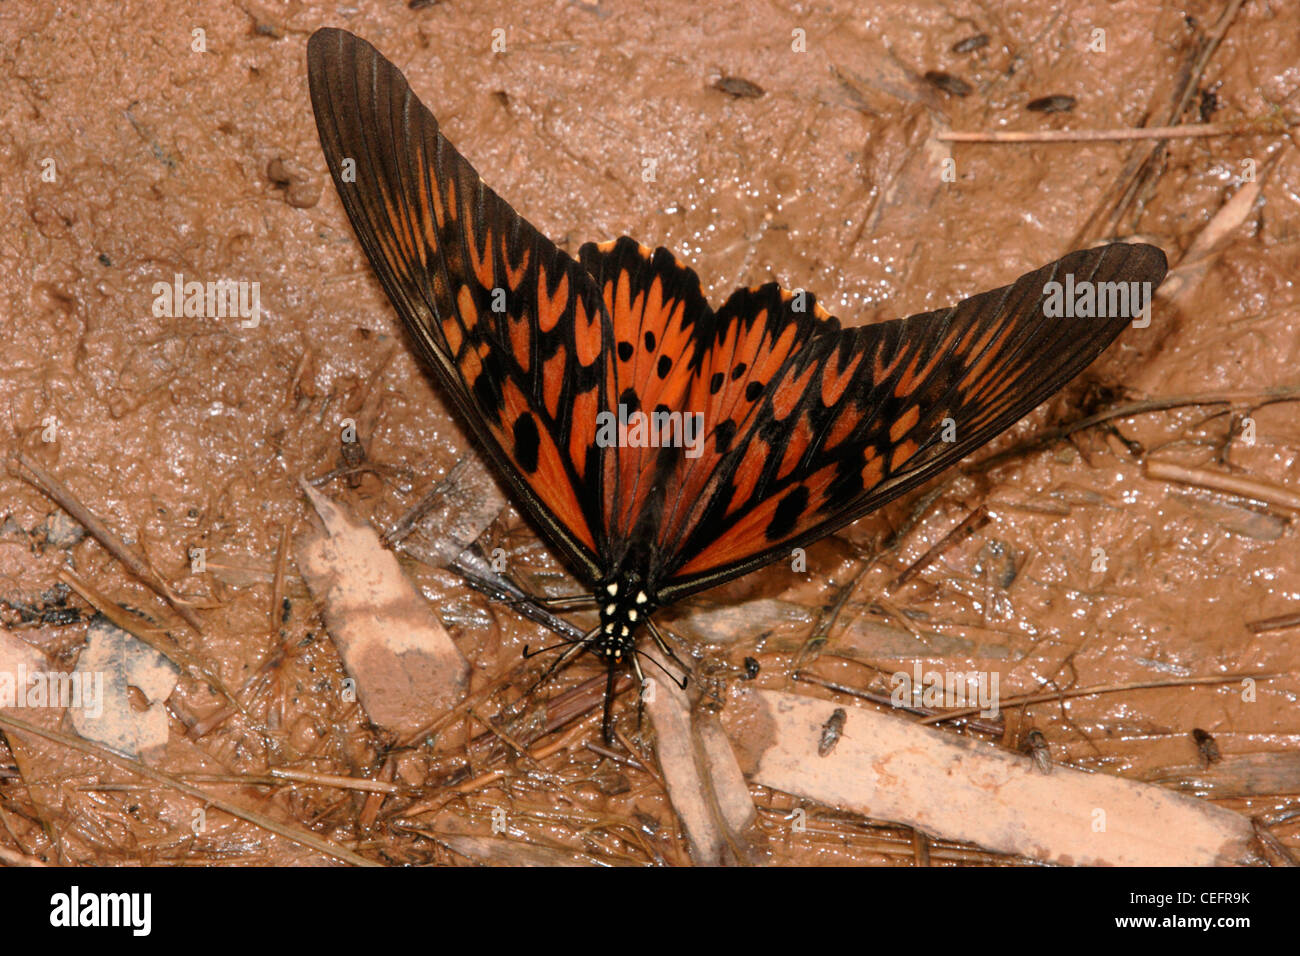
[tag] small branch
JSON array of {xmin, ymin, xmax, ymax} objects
[
  {"xmin": 268, "ymin": 768, "xmax": 402, "ymax": 794},
  {"xmin": 1246, "ymin": 611, "xmax": 1300, "ymax": 635},
  {"xmin": 1144, "ymin": 460, "xmax": 1300, "ymax": 513},
  {"xmin": 937, "ymin": 120, "xmax": 1291, "ymax": 144},
  {"xmin": 919, "ymin": 672, "xmax": 1279, "ymax": 724}
]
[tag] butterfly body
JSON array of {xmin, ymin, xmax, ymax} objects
[
  {"xmin": 306, "ymin": 28, "xmax": 1169, "ymax": 740},
  {"xmin": 594, "ymin": 578, "xmax": 653, "ymax": 663}
]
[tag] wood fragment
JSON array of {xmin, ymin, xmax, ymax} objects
[
  {"xmin": 296, "ymin": 481, "xmax": 470, "ymax": 736},
  {"xmin": 738, "ymin": 690, "xmax": 1257, "ymax": 866},
  {"xmin": 644, "ymin": 649, "xmax": 756, "ymax": 865}
]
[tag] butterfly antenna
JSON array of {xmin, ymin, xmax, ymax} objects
[
  {"xmin": 644, "ymin": 618, "xmax": 691, "ymax": 688},
  {"xmin": 523, "ymin": 626, "xmax": 599, "ymax": 698},
  {"xmin": 633, "ymin": 643, "xmax": 689, "ymax": 690},
  {"xmin": 521, "ymin": 638, "xmax": 579, "ymax": 659}
]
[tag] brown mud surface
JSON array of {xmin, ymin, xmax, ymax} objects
[{"xmin": 0, "ymin": 0, "xmax": 1297, "ymax": 865}]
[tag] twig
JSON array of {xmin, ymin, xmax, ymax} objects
[
  {"xmin": 975, "ymin": 386, "xmax": 1300, "ymax": 472},
  {"xmin": 0, "ymin": 712, "xmax": 379, "ymax": 866},
  {"xmin": 268, "ymin": 768, "xmax": 402, "ymax": 794},
  {"xmin": 1070, "ymin": 0, "xmax": 1248, "ymax": 245},
  {"xmin": 1144, "ymin": 460, "xmax": 1300, "ymax": 513},
  {"xmin": 938, "ymin": 120, "xmax": 1291, "ymax": 144},
  {"xmin": 918, "ymin": 672, "xmax": 1279, "ymax": 724},
  {"xmin": 1246, "ymin": 611, "xmax": 1300, "ymax": 635},
  {"xmin": 12, "ymin": 452, "xmax": 205, "ymax": 633},
  {"xmin": 890, "ymin": 506, "xmax": 989, "ymax": 588}
]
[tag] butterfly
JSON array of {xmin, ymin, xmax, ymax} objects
[{"xmin": 306, "ymin": 28, "xmax": 1168, "ymax": 739}]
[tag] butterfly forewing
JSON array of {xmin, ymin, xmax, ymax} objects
[{"xmin": 307, "ymin": 28, "xmax": 614, "ymax": 582}]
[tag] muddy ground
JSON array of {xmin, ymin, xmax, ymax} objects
[{"xmin": 0, "ymin": 0, "xmax": 1297, "ymax": 865}]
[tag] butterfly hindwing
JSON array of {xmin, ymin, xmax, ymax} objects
[{"xmin": 307, "ymin": 28, "xmax": 612, "ymax": 581}]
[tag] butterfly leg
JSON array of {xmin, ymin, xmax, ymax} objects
[
  {"xmin": 531, "ymin": 593, "xmax": 598, "ymax": 611},
  {"xmin": 628, "ymin": 651, "xmax": 648, "ymax": 736},
  {"xmin": 601, "ymin": 656, "xmax": 618, "ymax": 744}
]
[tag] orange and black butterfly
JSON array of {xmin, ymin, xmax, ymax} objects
[{"xmin": 307, "ymin": 28, "xmax": 1167, "ymax": 738}]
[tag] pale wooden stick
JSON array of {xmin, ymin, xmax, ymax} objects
[
  {"xmin": 938, "ymin": 121, "xmax": 1290, "ymax": 144},
  {"xmin": 1145, "ymin": 460, "xmax": 1300, "ymax": 513}
]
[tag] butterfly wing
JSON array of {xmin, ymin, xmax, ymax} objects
[
  {"xmin": 636, "ymin": 242, "xmax": 1168, "ymax": 603},
  {"xmin": 307, "ymin": 27, "xmax": 614, "ymax": 583}
]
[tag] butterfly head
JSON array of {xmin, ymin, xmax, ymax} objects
[{"xmin": 592, "ymin": 578, "xmax": 655, "ymax": 662}]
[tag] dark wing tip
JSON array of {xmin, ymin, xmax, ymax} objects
[
  {"xmin": 1096, "ymin": 240, "xmax": 1170, "ymax": 288},
  {"xmin": 307, "ymin": 26, "xmax": 357, "ymax": 64}
]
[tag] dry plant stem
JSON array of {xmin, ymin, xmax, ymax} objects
[
  {"xmin": 468, "ymin": 706, "xmax": 544, "ymax": 770},
  {"xmin": 976, "ymin": 386, "xmax": 1300, "ymax": 472},
  {"xmin": 1246, "ymin": 611, "xmax": 1300, "ymax": 634},
  {"xmin": 270, "ymin": 524, "xmax": 289, "ymax": 639},
  {"xmin": 890, "ymin": 506, "xmax": 989, "ymax": 588},
  {"xmin": 919, "ymin": 672, "xmax": 1277, "ymax": 724},
  {"xmin": 268, "ymin": 768, "xmax": 403, "ymax": 794},
  {"xmin": 1144, "ymin": 460, "xmax": 1300, "ymax": 513},
  {"xmin": 14, "ymin": 452, "xmax": 206, "ymax": 633},
  {"xmin": 937, "ymin": 121, "xmax": 1290, "ymax": 144},
  {"xmin": 0, "ymin": 712, "xmax": 378, "ymax": 866}
]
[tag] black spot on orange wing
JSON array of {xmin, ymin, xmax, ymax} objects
[{"xmin": 512, "ymin": 412, "xmax": 541, "ymax": 473}]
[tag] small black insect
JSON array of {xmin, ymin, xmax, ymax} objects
[
  {"xmin": 1192, "ymin": 728, "xmax": 1221, "ymax": 766},
  {"xmin": 1022, "ymin": 728, "xmax": 1052, "ymax": 774},
  {"xmin": 711, "ymin": 76, "xmax": 765, "ymax": 99}
]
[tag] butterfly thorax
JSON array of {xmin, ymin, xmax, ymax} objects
[{"xmin": 592, "ymin": 577, "xmax": 655, "ymax": 661}]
